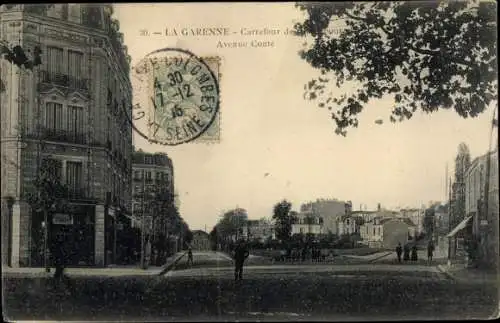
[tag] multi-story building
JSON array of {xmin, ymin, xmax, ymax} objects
[
  {"xmin": 464, "ymin": 148, "xmax": 499, "ymax": 269},
  {"xmin": 131, "ymin": 150, "xmax": 174, "ymax": 241},
  {"xmin": 1, "ymin": 4, "xmax": 132, "ymax": 267},
  {"xmin": 360, "ymin": 217, "xmax": 413, "ymax": 248},
  {"xmin": 399, "ymin": 208, "xmax": 425, "ymax": 236},
  {"xmin": 299, "ymin": 198, "xmax": 351, "ymax": 235}
]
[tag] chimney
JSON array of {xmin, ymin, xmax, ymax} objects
[{"xmin": 377, "ymin": 203, "xmax": 381, "ymax": 211}]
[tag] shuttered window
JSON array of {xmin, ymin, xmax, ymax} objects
[
  {"xmin": 47, "ymin": 47, "xmax": 64, "ymax": 75},
  {"xmin": 45, "ymin": 102, "xmax": 63, "ymax": 131},
  {"xmin": 66, "ymin": 161, "xmax": 83, "ymax": 195},
  {"xmin": 68, "ymin": 50, "xmax": 84, "ymax": 88},
  {"xmin": 68, "ymin": 105, "xmax": 84, "ymax": 141},
  {"xmin": 68, "ymin": 4, "xmax": 81, "ymax": 23}
]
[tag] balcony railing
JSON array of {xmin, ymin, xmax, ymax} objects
[
  {"xmin": 42, "ymin": 128, "xmax": 87, "ymax": 145},
  {"xmin": 41, "ymin": 71, "xmax": 89, "ymax": 91},
  {"xmin": 67, "ymin": 187, "xmax": 94, "ymax": 202}
]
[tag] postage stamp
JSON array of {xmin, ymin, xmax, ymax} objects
[{"xmin": 129, "ymin": 48, "xmax": 221, "ymax": 146}]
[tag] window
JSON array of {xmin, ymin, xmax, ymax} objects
[
  {"xmin": 47, "ymin": 46, "xmax": 64, "ymax": 75},
  {"xmin": 47, "ymin": 4, "xmax": 66, "ymax": 19},
  {"xmin": 66, "ymin": 161, "xmax": 83, "ymax": 196},
  {"xmin": 67, "ymin": 105, "xmax": 84, "ymax": 142},
  {"xmin": 156, "ymin": 172, "xmax": 161, "ymax": 181},
  {"xmin": 373, "ymin": 228, "xmax": 376, "ymax": 236},
  {"xmin": 146, "ymin": 171, "xmax": 152, "ymax": 180},
  {"xmin": 68, "ymin": 50, "xmax": 84, "ymax": 88},
  {"xmin": 134, "ymin": 171, "xmax": 140, "ymax": 180},
  {"xmin": 68, "ymin": 4, "xmax": 81, "ymax": 23},
  {"xmin": 145, "ymin": 156, "xmax": 152, "ymax": 164},
  {"xmin": 45, "ymin": 102, "xmax": 63, "ymax": 132}
]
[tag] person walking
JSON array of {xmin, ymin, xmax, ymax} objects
[
  {"xmin": 52, "ymin": 232, "xmax": 72, "ymax": 290},
  {"xmin": 411, "ymin": 244, "xmax": 418, "ymax": 261},
  {"xmin": 427, "ymin": 240, "xmax": 435, "ymax": 265},
  {"xmin": 396, "ymin": 242, "xmax": 403, "ymax": 263},
  {"xmin": 233, "ymin": 240, "xmax": 249, "ymax": 281},
  {"xmin": 403, "ymin": 243, "xmax": 410, "ymax": 261},
  {"xmin": 144, "ymin": 236, "xmax": 152, "ymax": 269},
  {"xmin": 187, "ymin": 246, "xmax": 194, "ymax": 267}
]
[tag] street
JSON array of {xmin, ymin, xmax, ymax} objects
[{"xmin": 3, "ymin": 251, "xmax": 498, "ymax": 321}]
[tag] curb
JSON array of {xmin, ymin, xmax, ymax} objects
[
  {"xmin": 368, "ymin": 251, "xmax": 393, "ymax": 263},
  {"xmin": 436, "ymin": 264, "xmax": 457, "ymax": 282},
  {"xmin": 157, "ymin": 252, "xmax": 187, "ymax": 276}
]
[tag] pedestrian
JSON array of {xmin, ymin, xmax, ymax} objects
[
  {"xmin": 144, "ymin": 236, "xmax": 152, "ymax": 269},
  {"xmin": 52, "ymin": 232, "xmax": 72, "ymax": 290},
  {"xmin": 396, "ymin": 242, "xmax": 403, "ymax": 263},
  {"xmin": 427, "ymin": 240, "xmax": 435, "ymax": 264},
  {"xmin": 233, "ymin": 240, "xmax": 249, "ymax": 281},
  {"xmin": 411, "ymin": 244, "xmax": 418, "ymax": 261},
  {"xmin": 403, "ymin": 243, "xmax": 410, "ymax": 261},
  {"xmin": 187, "ymin": 246, "xmax": 194, "ymax": 267}
]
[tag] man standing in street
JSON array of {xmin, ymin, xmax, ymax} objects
[
  {"xmin": 427, "ymin": 240, "xmax": 435, "ymax": 265},
  {"xmin": 187, "ymin": 246, "xmax": 194, "ymax": 267},
  {"xmin": 396, "ymin": 242, "xmax": 403, "ymax": 263},
  {"xmin": 233, "ymin": 240, "xmax": 249, "ymax": 281}
]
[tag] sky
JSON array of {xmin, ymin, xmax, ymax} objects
[{"xmin": 113, "ymin": 3, "xmax": 498, "ymax": 231}]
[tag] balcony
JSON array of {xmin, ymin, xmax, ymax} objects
[
  {"xmin": 41, "ymin": 71, "xmax": 89, "ymax": 91},
  {"xmin": 67, "ymin": 187, "xmax": 96, "ymax": 203},
  {"xmin": 42, "ymin": 128, "xmax": 87, "ymax": 145}
]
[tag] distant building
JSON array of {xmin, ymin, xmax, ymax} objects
[
  {"xmin": 299, "ymin": 198, "xmax": 351, "ymax": 234},
  {"xmin": 336, "ymin": 215, "xmax": 359, "ymax": 236},
  {"xmin": 131, "ymin": 150, "xmax": 174, "ymax": 241},
  {"xmin": 360, "ymin": 218, "xmax": 412, "ymax": 248},
  {"xmin": 246, "ymin": 218, "xmax": 275, "ymax": 242},
  {"xmin": 191, "ymin": 230, "xmax": 210, "ymax": 251},
  {"xmin": 399, "ymin": 208, "xmax": 425, "ymax": 236},
  {"xmin": 291, "ymin": 210, "xmax": 323, "ymax": 236}
]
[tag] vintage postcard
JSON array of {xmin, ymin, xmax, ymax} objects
[{"xmin": 1, "ymin": 2, "xmax": 499, "ymax": 322}]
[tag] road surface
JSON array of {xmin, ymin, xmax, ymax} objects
[{"xmin": 3, "ymin": 250, "xmax": 498, "ymax": 321}]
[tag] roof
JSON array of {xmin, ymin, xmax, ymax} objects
[
  {"xmin": 192, "ymin": 230, "xmax": 209, "ymax": 236},
  {"xmin": 380, "ymin": 218, "xmax": 414, "ymax": 226},
  {"xmin": 351, "ymin": 210, "xmax": 376, "ymax": 214}
]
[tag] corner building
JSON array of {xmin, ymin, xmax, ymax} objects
[{"xmin": 1, "ymin": 4, "xmax": 133, "ymax": 267}]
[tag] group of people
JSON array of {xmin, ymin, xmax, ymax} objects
[{"xmin": 395, "ymin": 240, "xmax": 435, "ymax": 264}]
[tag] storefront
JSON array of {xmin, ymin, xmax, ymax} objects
[{"xmin": 30, "ymin": 204, "xmax": 95, "ymax": 267}]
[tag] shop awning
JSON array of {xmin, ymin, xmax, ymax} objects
[{"xmin": 446, "ymin": 215, "xmax": 473, "ymax": 238}]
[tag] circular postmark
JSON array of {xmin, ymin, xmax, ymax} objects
[{"xmin": 128, "ymin": 48, "xmax": 220, "ymax": 146}]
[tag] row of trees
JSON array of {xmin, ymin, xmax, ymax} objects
[{"xmin": 208, "ymin": 200, "xmax": 358, "ymax": 252}]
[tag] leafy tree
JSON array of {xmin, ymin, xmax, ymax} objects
[
  {"xmin": 272, "ymin": 200, "xmax": 295, "ymax": 242},
  {"xmin": 25, "ymin": 158, "xmax": 69, "ymax": 213},
  {"xmin": 184, "ymin": 229, "xmax": 193, "ymax": 244},
  {"xmin": 295, "ymin": 1, "xmax": 497, "ymax": 136},
  {"xmin": 24, "ymin": 158, "xmax": 69, "ymax": 270}
]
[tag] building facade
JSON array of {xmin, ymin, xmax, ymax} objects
[
  {"xmin": 1, "ymin": 4, "xmax": 132, "ymax": 267},
  {"xmin": 360, "ymin": 218, "xmax": 411, "ymax": 248},
  {"xmin": 399, "ymin": 208, "xmax": 425, "ymax": 237},
  {"xmin": 246, "ymin": 218, "xmax": 275, "ymax": 243},
  {"xmin": 191, "ymin": 230, "xmax": 210, "ymax": 251},
  {"xmin": 465, "ymin": 148, "xmax": 499, "ymax": 269},
  {"xmin": 299, "ymin": 198, "xmax": 351, "ymax": 235},
  {"xmin": 131, "ymin": 150, "xmax": 174, "ymax": 241}
]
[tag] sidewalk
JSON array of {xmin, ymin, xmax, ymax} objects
[
  {"xmin": 437, "ymin": 264, "xmax": 500, "ymax": 285},
  {"xmin": 2, "ymin": 251, "xmax": 186, "ymax": 278}
]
